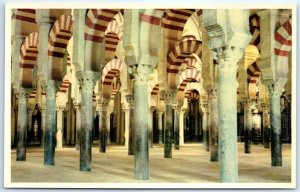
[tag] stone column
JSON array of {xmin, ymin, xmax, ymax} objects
[
  {"xmin": 106, "ymin": 106, "xmax": 114, "ymax": 145},
  {"xmin": 148, "ymin": 106, "xmax": 155, "ymax": 148},
  {"xmin": 164, "ymin": 90, "xmax": 176, "ymax": 158},
  {"xmin": 44, "ymin": 80, "xmax": 59, "ymax": 165},
  {"xmin": 40, "ymin": 106, "xmax": 46, "ymax": 146},
  {"xmin": 27, "ymin": 106, "xmax": 34, "ymax": 145},
  {"xmin": 74, "ymin": 104, "xmax": 81, "ymax": 150},
  {"xmin": 122, "ymin": 104, "xmax": 130, "ymax": 148},
  {"xmin": 209, "ymin": 89, "xmax": 218, "ymax": 162},
  {"xmin": 133, "ymin": 68, "xmax": 150, "ymax": 180},
  {"xmin": 11, "ymin": 35, "xmax": 24, "ymax": 90},
  {"xmin": 243, "ymin": 99, "xmax": 253, "ymax": 153},
  {"xmin": 201, "ymin": 104, "xmax": 209, "ymax": 151},
  {"xmin": 157, "ymin": 110, "xmax": 164, "ymax": 144},
  {"xmin": 56, "ymin": 106, "xmax": 64, "ymax": 150},
  {"xmin": 172, "ymin": 104, "xmax": 181, "ymax": 150},
  {"xmin": 126, "ymin": 95, "xmax": 135, "ymax": 155},
  {"xmin": 79, "ymin": 77, "xmax": 95, "ymax": 171},
  {"xmin": 98, "ymin": 100, "xmax": 109, "ymax": 153},
  {"xmin": 179, "ymin": 109, "xmax": 185, "ymax": 146},
  {"xmin": 268, "ymin": 86, "xmax": 283, "ymax": 166},
  {"xmin": 262, "ymin": 105, "xmax": 270, "ymax": 148},
  {"xmin": 16, "ymin": 88, "xmax": 29, "ymax": 161}
]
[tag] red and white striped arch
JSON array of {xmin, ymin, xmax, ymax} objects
[
  {"xmin": 249, "ymin": 13, "xmax": 260, "ymax": 49},
  {"xmin": 19, "ymin": 32, "xmax": 38, "ymax": 87},
  {"xmin": 274, "ymin": 19, "xmax": 292, "ymax": 57},
  {"xmin": 58, "ymin": 80, "xmax": 71, "ymax": 93},
  {"xmin": 183, "ymin": 56, "xmax": 197, "ymax": 69},
  {"xmin": 110, "ymin": 81, "xmax": 121, "ymax": 100},
  {"xmin": 12, "ymin": 9, "xmax": 36, "ymax": 23},
  {"xmin": 48, "ymin": 14, "xmax": 73, "ymax": 81},
  {"xmin": 28, "ymin": 89, "xmax": 37, "ymax": 99},
  {"xmin": 85, "ymin": 9, "xmax": 121, "ymax": 43},
  {"xmin": 247, "ymin": 62, "xmax": 261, "ymax": 99},
  {"xmin": 148, "ymin": 80, "xmax": 160, "ymax": 107},
  {"xmin": 178, "ymin": 69, "xmax": 201, "ymax": 92},
  {"xmin": 186, "ymin": 89, "xmax": 200, "ymax": 102},
  {"xmin": 105, "ymin": 19, "xmax": 122, "ymax": 61}
]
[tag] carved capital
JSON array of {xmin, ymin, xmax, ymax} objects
[
  {"xmin": 125, "ymin": 94, "xmax": 134, "ymax": 108},
  {"xmin": 172, "ymin": 104, "xmax": 181, "ymax": 113},
  {"xmin": 56, "ymin": 105, "xmax": 65, "ymax": 113},
  {"xmin": 17, "ymin": 88, "xmax": 30, "ymax": 104},
  {"xmin": 73, "ymin": 104, "xmax": 81, "ymax": 112},
  {"xmin": 79, "ymin": 77, "xmax": 95, "ymax": 93},
  {"xmin": 267, "ymin": 78, "xmax": 287, "ymax": 98},
  {"xmin": 164, "ymin": 89, "xmax": 177, "ymax": 106}
]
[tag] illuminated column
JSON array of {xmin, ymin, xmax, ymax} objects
[
  {"xmin": 262, "ymin": 104, "xmax": 270, "ymax": 148},
  {"xmin": 74, "ymin": 104, "xmax": 81, "ymax": 150},
  {"xmin": 98, "ymin": 100, "xmax": 109, "ymax": 153},
  {"xmin": 209, "ymin": 89, "xmax": 218, "ymax": 162},
  {"xmin": 122, "ymin": 104, "xmax": 130, "ymax": 148},
  {"xmin": 157, "ymin": 110, "xmax": 164, "ymax": 144},
  {"xmin": 179, "ymin": 109, "xmax": 186, "ymax": 146},
  {"xmin": 201, "ymin": 103, "xmax": 209, "ymax": 151},
  {"xmin": 56, "ymin": 106, "xmax": 64, "ymax": 150}
]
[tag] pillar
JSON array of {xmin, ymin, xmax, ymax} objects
[
  {"xmin": 268, "ymin": 86, "xmax": 283, "ymax": 166},
  {"xmin": 79, "ymin": 77, "xmax": 94, "ymax": 171},
  {"xmin": 126, "ymin": 95, "xmax": 135, "ymax": 155},
  {"xmin": 98, "ymin": 100, "xmax": 109, "ymax": 153},
  {"xmin": 44, "ymin": 80, "xmax": 58, "ymax": 165},
  {"xmin": 74, "ymin": 104, "xmax": 81, "ymax": 150},
  {"xmin": 122, "ymin": 104, "xmax": 130, "ymax": 148},
  {"xmin": 106, "ymin": 106, "xmax": 113, "ymax": 145},
  {"xmin": 56, "ymin": 106, "xmax": 64, "ymax": 150},
  {"xmin": 27, "ymin": 106, "xmax": 34, "ymax": 145},
  {"xmin": 209, "ymin": 89, "xmax": 218, "ymax": 162},
  {"xmin": 262, "ymin": 105, "xmax": 270, "ymax": 148},
  {"xmin": 40, "ymin": 107, "xmax": 46, "ymax": 146},
  {"xmin": 172, "ymin": 105, "xmax": 180, "ymax": 150},
  {"xmin": 201, "ymin": 104, "xmax": 209, "ymax": 151},
  {"xmin": 164, "ymin": 90, "xmax": 176, "ymax": 158},
  {"xmin": 157, "ymin": 110, "xmax": 163, "ymax": 144},
  {"xmin": 16, "ymin": 88, "xmax": 29, "ymax": 161},
  {"xmin": 179, "ymin": 109, "xmax": 185, "ymax": 146},
  {"xmin": 148, "ymin": 106, "xmax": 155, "ymax": 148},
  {"xmin": 243, "ymin": 99, "xmax": 253, "ymax": 153}
]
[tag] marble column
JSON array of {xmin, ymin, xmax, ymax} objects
[
  {"xmin": 122, "ymin": 104, "xmax": 130, "ymax": 148},
  {"xmin": 262, "ymin": 105, "xmax": 270, "ymax": 148},
  {"xmin": 40, "ymin": 107, "xmax": 46, "ymax": 146},
  {"xmin": 243, "ymin": 99, "xmax": 253, "ymax": 153},
  {"xmin": 74, "ymin": 104, "xmax": 81, "ymax": 150},
  {"xmin": 16, "ymin": 88, "xmax": 29, "ymax": 161},
  {"xmin": 27, "ymin": 106, "xmax": 34, "ymax": 145},
  {"xmin": 164, "ymin": 90, "xmax": 176, "ymax": 158},
  {"xmin": 106, "ymin": 106, "xmax": 113, "ymax": 145},
  {"xmin": 157, "ymin": 110, "xmax": 164, "ymax": 144},
  {"xmin": 172, "ymin": 105, "xmax": 181, "ymax": 150},
  {"xmin": 126, "ymin": 95, "xmax": 135, "ymax": 155},
  {"xmin": 44, "ymin": 80, "xmax": 58, "ymax": 165},
  {"xmin": 209, "ymin": 89, "xmax": 218, "ymax": 162},
  {"xmin": 201, "ymin": 104, "xmax": 209, "ymax": 151},
  {"xmin": 56, "ymin": 106, "xmax": 64, "ymax": 150},
  {"xmin": 179, "ymin": 109, "xmax": 185, "ymax": 146},
  {"xmin": 148, "ymin": 106, "xmax": 155, "ymax": 148},
  {"xmin": 268, "ymin": 86, "xmax": 283, "ymax": 166},
  {"xmin": 79, "ymin": 77, "xmax": 94, "ymax": 171},
  {"xmin": 98, "ymin": 100, "xmax": 109, "ymax": 153}
]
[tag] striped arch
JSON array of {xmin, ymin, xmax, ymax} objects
[
  {"xmin": 249, "ymin": 13, "xmax": 260, "ymax": 49},
  {"xmin": 247, "ymin": 62, "xmax": 261, "ymax": 99},
  {"xmin": 148, "ymin": 80, "xmax": 160, "ymax": 107},
  {"xmin": 102, "ymin": 59, "xmax": 123, "ymax": 99},
  {"xmin": 66, "ymin": 52, "xmax": 71, "ymax": 66},
  {"xmin": 105, "ymin": 19, "xmax": 122, "ymax": 61},
  {"xmin": 12, "ymin": 9, "xmax": 36, "ymax": 23},
  {"xmin": 48, "ymin": 14, "xmax": 73, "ymax": 81},
  {"xmin": 58, "ymin": 80, "xmax": 71, "ymax": 93},
  {"xmin": 167, "ymin": 39, "xmax": 202, "ymax": 88},
  {"xmin": 178, "ymin": 69, "xmax": 201, "ymax": 92},
  {"xmin": 182, "ymin": 35, "xmax": 197, "ymax": 41},
  {"xmin": 274, "ymin": 19, "xmax": 292, "ymax": 57},
  {"xmin": 28, "ymin": 89, "xmax": 37, "ymax": 99},
  {"xmin": 111, "ymin": 81, "xmax": 121, "ymax": 100},
  {"xmin": 19, "ymin": 32, "xmax": 38, "ymax": 87},
  {"xmin": 85, "ymin": 9, "xmax": 121, "ymax": 43},
  {"xmin": 186, "ymin": 89, "xmax": 200, "ymax": 102},
  {"xmin": 183, "ymin": 56, "xmax": 198, "ymax": 69}
]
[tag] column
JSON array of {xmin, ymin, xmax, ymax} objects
[
  {"xmin": 56, "ymin": 106, "xmax": 64, "ymax": 150},
  {"xmin": 16, "ymin": 88, "xmax": 29, "ymax": 161},
  {"xmin": 74, "ymin": 104, "xmax": 81, "ymax": 150},
  {"xmin": 27, "ymin": 106, "xmax": 34, "ymax": 145},
  {"xmin": 98, "ymin": 100, "xmax": 109, "ymax": 153},
  {"xmin": 40, "ymin": 106, "xmax": 46, "ymax": 146},
  {"xmin": 122, "ymin": 104, "xmax": 130, "ymax": 148},
  {"xmin": 79, "ymin": 77, "xmax": 94, "ymax": 171},
  {"xmin": 133, "ymin": 68, "xmax": 149, "ymax": 180},
  {"xmin": 243, "ymin": 99, "xmax": 253, "ymax": 153},
  {"xmin": 262, "ymin": 105, "xmax": 270, "ymax": 148},
  {"xmin": 201, "ymin": 104, "xmax": 209, "ymax": 151},
  {"xmin": 179, "ymin": 109, "xmax": 185, "ymax": 146},
  {"xmin": 126, "ymin": 95, "xmax": 135, "ymax": 155},
  {"xmin": 148, "ymin": 106, "xmax": 155, "ymax": 148},
  {"xmin": 172, "ymin": 104, "xmax": 181, "ymax": 150},
  {"xmin": 268, "ymin": 86, "xmax": 283, "ymax": 166},
  {"xmin": 209, "ymin": 89, "xmax": 218, "ymax": 162},
  {"xmin": 44, "ymin": 80, "xmax": 58, "ymax": 165},
  {"xmin": 106, "ymin": 106, "xmax": 113, "ymax": 145},
  {"xmin": 157, "ymin": 110, "xmax": 164, "ymax": 144},
  {"xmin": 164, "ymin": 89, "xmax": 176, "ymax": 158}
]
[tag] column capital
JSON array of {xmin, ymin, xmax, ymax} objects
[
  {"xmin": 149, "ymin": 106, "xmax": 156, "ymax": 113},
  {"xmin": 267, "ymin": 78, "xmax": 287, "ymax": 98},
  {"xmin": 241, "ymin": 99, "xmax": 255, "ymax": 110},
  {"xmin": 28, "ymin": 105, "xmax": 35, "ymax": 112},
  {"xmin": 172, "ymin": 104, "xmax": 181, "ymax": 112},
  {"xmin": 97, "ymin": 101, "xmax": 109, "ymax": 113},
  {"xmin": 164, "ymin": 89, "xmax": 177, "ymax": 106},
  {"xmin": 125, "ymin": 94, "xmax": 134, "ymax": 108},
  {"xmin": 17, "ymin": 88, "xmax": 30, "ymax": 104},
  {"xmin": 208, "ymin": 88, "xmax": 218, "ymax": 100},
  {"xmin": 42, "ymin": 80, "xmax": 60, "ymax": 97},
  {"xmin": 56, "ymin": 105, "xmax": 65, "ymax": 112},
  {"xmin": 78, "ymin": 77, "xmax": 96, "ymax": 93},
  {"xmin": 73, "ymin": 104, "xmax": 81, "ymax": 112}
]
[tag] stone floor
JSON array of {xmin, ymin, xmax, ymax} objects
[{"xmin": 10, "ymin": 143, "xmax": 291, "ymax": 183}]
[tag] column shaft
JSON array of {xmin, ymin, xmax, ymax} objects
[
  {"xmin": 209, "ymin": 91, "xmax": 218, "ymax": 162},
  {"xmin": 158, "ymin": 112, "xmax": 163, "ymax": 144},
  {"xmin": 123, "ymin": 107, "xmax": 130, "ymax": 148},
  {"xmin": 179, "ymin": 110, "xmax": 185, "ymax": 146},
  {"xmin": 148, "ymin": 108, "xmax": 154, "ymax": 148},
  {"xmin": 99, "ymin": 103, "xmax": 108, "ymax": 153},
  {"xmin": 41, "ymin": 108, "xmax": 46, "ymax": 146},
  {"xmin": 129, "ymin": 105, "xmax": 135, "ymax": 155},
  {"xmin": 262, "ymin": 107, "xmax": 270, "ymax": 148},
  {"xmin": 202, "ymin": 109, "xmax": 209, "ymax": 151},
  {"xmin": 75, "ymin": 105, "xmax": 81, "ymax": 150},
  {"xmin": 44, "ymin": 81, "xmax": 57, "ymax": 165},
  {"xmin": 173, "ymin": 107, "xmax": 180, "ymax": 150},
  {"xmin": 56, "ymin": 108, "xmax": 64, "ymax": 149},
  {"xmin": 16, "ymin": 89, "xmax": 28, "ymax": 161},
  {"xmin": 244, "ymin": 102, "xmax": 252, "ymax": 153},
  {"xmin": 164, "ymin": 90, "xmax": 176, "ymax": 158}
]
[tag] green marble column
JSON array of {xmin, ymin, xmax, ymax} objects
[
  {"xmin": 209, "ymin": 89, "xmax": 218, "ymax": 162},
  {"xmin": 243, "ymin": 100, "xmax": 253, "ymax": 153},
  {"xmin": 269, "ymin": 88, "xmax": 282, "ymax": 166},
  {"xmin": 44, "ymin": 80, "xmax": 58, "ymax": 165},
  {"xmin": 218, "ymin": 53, "xmax": 239, "ymax": 183},
  {"xmin": 173, "ymin": 105, "xmax": 180, "ymax": 150},
  {"xmin": 126, "ymin": 95, "xmax": 135, "ymax": 155},
  {"xmin": 99, "ymin": 101, "xmax": 108, "ymax": 153},
  {"xmin": 79, "ymin": 78, "xmax": 94, "ymax": 171},
  {"xmin": 16, "ymin": 88, "xmax": 28, "ymax": 161},
  {"xmin": 133, "ymin": 72, "xmax": 149, "ymax": 180},
  {"xmin": 164, "ymin": 90, "xmax": 176, "ymax": 158}
]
